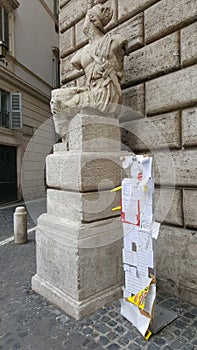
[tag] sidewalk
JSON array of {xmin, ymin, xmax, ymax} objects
[{"xmin": 0, "ymin": 204, "xmax": 197, "ymax": 350}]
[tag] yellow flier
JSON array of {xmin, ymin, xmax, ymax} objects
[{"xmin": 126, "ymin": 286, "xmax": 149, "ymax": 310}]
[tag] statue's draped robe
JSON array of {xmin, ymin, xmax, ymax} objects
[{"xmin": 51, "ymin": 33, "xmax": 127, "ymax": 137}]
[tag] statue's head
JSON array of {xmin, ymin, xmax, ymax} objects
[{"xmin": 83, "ymin": 4, "xmax": 113, "ymax": 35}]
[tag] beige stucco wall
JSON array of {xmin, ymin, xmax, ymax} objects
[
  {"xmin": 59, "ymin": 0, "xmax": 197, "ymax": 304},
  {"xmin": 0, "ymin": 0, "xmax": 59, "ymax": 202},
  {"xmin": 14, "ymin": 0, "xmax": 59, "ymax": 90}
]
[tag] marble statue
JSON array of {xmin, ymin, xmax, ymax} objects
[{"xmin": 51, "ymin": 3, "xmax": 128, "ymax": 139}]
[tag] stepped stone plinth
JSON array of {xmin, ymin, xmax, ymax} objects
[{"xmin": 32, "ymin": 113, "xmax": 127, "ymax": 319}]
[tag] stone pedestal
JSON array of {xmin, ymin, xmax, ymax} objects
[{"xmin": 32, "ymin": 113, "xmax": 126, "ymax": 320}]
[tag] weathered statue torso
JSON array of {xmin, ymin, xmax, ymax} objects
[{"xmin": 51, "ymin": 4, "xmax": 128, "ymax": 140}]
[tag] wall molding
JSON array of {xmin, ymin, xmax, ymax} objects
[
  {"xmin": 0, "ymin": 66, "xmax": 50, "ymax": 104},
  {"xmin": 0, "ymin": 0, "xmax": 19, "ymax": 12}
]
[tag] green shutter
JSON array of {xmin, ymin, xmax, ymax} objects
[{"xmin": 10, "ymin": 93, "xmax": 22, "ymax": 129}]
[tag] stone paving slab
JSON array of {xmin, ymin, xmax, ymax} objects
[{"xmin": 0, "ymin": 208, "xmax": 197, "ymax": 350}]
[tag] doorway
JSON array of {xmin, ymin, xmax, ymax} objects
[{"xmin": 0, "ymin": 145, "xmax": 17, "ymax": 204}]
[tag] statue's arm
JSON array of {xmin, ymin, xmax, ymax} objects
[
  {"xmin": 71, "ymin": 50, "xmax": 83, "ymax": 71},
  {"xmin": 122, "ymin": 38, "xmax": 129, "ymax": 56},
  {"xmin": 117, "ymin": 35, "xmax": 129, "ymax": 56}
]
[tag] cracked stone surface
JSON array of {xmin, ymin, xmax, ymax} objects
[{"xmin": 0, "ymin": 205, "xmax": 197, "ymax": 349}]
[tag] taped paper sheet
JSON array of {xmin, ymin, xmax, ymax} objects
[
  {"xmin": 123, "ymin": 249, "xmax": 137, "ymax": 266},
  {"xmin": 124, "ymin": 264, "xmax": 137, "ymax": 277},
  {"xmin": 120, "ymin": 155, "xmax": 159, "ymax": 339},
  {"xmin": 125, "ymin": 271, "xmax": 152, "ymax": 295}
]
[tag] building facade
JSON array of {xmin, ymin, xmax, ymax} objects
[
  {"xmin": 0, "ymin": 0, "xmax": 59, "ymax": 204},
  {"xmin": 59, "ymin": 0, "xmax": 197, "ymax": 304}
]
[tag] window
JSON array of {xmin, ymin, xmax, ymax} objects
[
  {"xmin": 0, "ymin": 90, "xmax": 10, "ymax": 128},
  {"xmin": 0, "ymin": 6, "xmax": 9, "ymax": 50},
  {"xmin": 0, "ymin": 89, "xmax": 22, "ymax": 129}
]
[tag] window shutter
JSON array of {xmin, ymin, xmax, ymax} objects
[{"xmin": 10, "ymin": 93, "xmax": 22, "ymax": 129}]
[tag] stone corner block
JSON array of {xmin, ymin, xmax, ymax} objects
[
  {"xmin": 69, "ymin": 113, "xmax": 121, "ymax": 152},
  {"xmin": 46, "ymin": 151, "xmax": 127, "ymax": 192},
  {"xmin": 47, "ymin": 188, "xmax": 121, "ymax": 223}
]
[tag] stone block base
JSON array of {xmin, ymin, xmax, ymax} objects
[
  {"xmin": 32, "ymin": 214, "xmax": 123, "ymax": 319},
  {"xmin": 46, "ymin": 151, "xmax": 125, "ymax": 192},
  {"xmin": 32, "ymin": 274, "xmax": 122, "ymax": 320},
  {"xmin": 47, "ymin": 188, "xmax": 121, "ymax": 223}
]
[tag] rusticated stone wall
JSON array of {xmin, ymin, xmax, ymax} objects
[{"xmin": 59, "ymin": 0, "xmax": 197, "ymax": 304}]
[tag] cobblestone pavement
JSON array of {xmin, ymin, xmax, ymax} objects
[{"xmin": 0, "ymin": 205, "xmax": 197, "ymax": 350}]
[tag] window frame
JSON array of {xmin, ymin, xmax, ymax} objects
[
  {"xmin": 0, "ymin": 89, "xmax": 22, "ymax": 130},
  {"xmin": 0, "ymin": 6, "xmax": 9, "ymax": 50},
  {"xmin": 0, "ymin": 0, "xmax": 19, "ymax": 55}
]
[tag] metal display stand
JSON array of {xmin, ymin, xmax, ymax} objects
[{"xmin": 150, "ymin": 304, "xmax": 178, "ymax": 334}]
